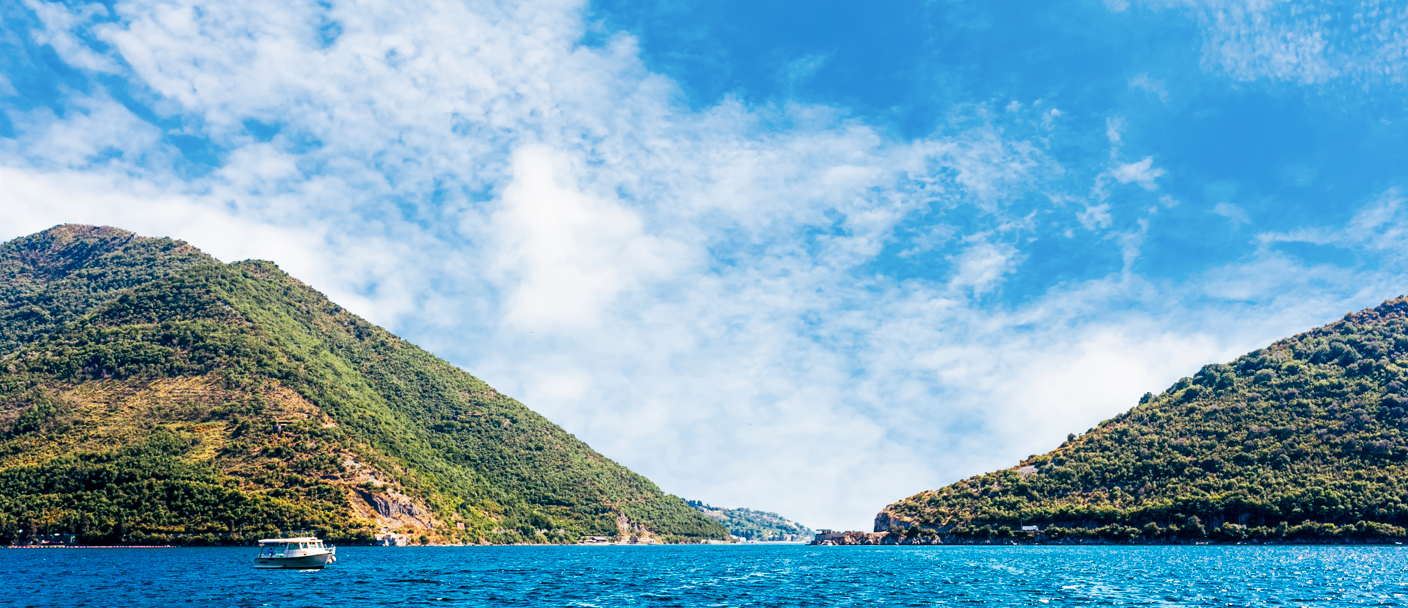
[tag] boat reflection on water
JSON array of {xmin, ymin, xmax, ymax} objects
[{"xmin": 253, "ymin": 536, "xmax": 337, "ymax": 569}]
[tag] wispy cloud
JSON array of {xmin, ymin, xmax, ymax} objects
[
  {"xmin": 1212, "ymin": 201, "xmax": 1251, "ymax": 228},
  {"xmin": 1129, "ymin": 73, "xmax": 1168, "ymax": 102},
  {"xmin": 1110, "ymin": 157, "xmax": 1165, "ymax": 190},
  {"xmin": 1128, "ymin": 0, "xmax": 1408, "ymax": 87},
  {"xmin": 779, "ymin": 53, "xmax": 828, "ymax": 91},
  {"xmin": 1256, "ymin": 189, "xmax": 1407, "ymax": 253}
]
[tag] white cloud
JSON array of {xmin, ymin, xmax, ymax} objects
[
  {"xmin": 3, "ymin": 94, "xmax": 169, "ymax": 169},
  {"xmin": 948, "ymin": 240, "xmax": 1020, "ymax": 295},
  {"xmin": 1129, "ymin": 72, "xmax": 1168, "ymax": 102},
  {"xmin": 1078, "ymin": 202, "xmax": 1114, "ymax": 231},
  {"xmin": 1212, "ymin": 201, "xmax": 1251, "ymax": 227},
  {"xmin": 897, "ymin": 223, "xmax": 957, "ymax": 258},
  {"xmin": 1129, "ymin": 0, "xmax": 1408, "ymax": 87},
  {"xmin": 780, "ymin": 53, "xmax": 828, "ymax": 89},
  {"xmin": 1256, "ymin": 189, "xmax": 1407, "ymax": 254},
  {"xmin": 1110, "ymin": 156, "xmax": 1165, "ymax": 190},
  {"xmin": 491, "ymin": 144, "xmax": 688, "ymax": 331},
  {"xmin": 1105, "ymin": 116, "xmax": 1124, "ymax": 149},
  {"xmin": 1095, "ymin": 119, "xmax": 1168, "ymax": 215},
  {"xmin": 22, "ymin": 0, "xmax": 122, "ymax": 73},
  {"xmin": 1115, "ymin": 217, "xmax": 1150, "ymax": 270}
]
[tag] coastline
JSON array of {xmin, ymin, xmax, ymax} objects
[
  {"xmin": 811, "ymin": 532, "xmax": 1408, "ymax": 546},
  {"xmin": 5, "ymin": 545, "xmax": 175, "ymax": 549}
]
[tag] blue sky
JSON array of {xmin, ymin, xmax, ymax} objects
[
  {"xmin": 3, "ymin": 0, "xmax": 1408, "ymax": 529},
  {"xmin": 591, "ymin": 0, "xmax": 1408, "ymax": 295}
]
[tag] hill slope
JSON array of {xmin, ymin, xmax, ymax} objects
[
  {"xmin": 0, "ymin": 225, "xmax": 728, "ymax": 545},
  {"xmin": 686, "ymin": 500, "xmax": 813, "ymax": 541},
  {"xmin": 874, "ymin": 300, "xmax": 1408, "ymax": 544},
  {"xmin": 0, "ymin": 225, "xmax": 214, "ymax": 357}
]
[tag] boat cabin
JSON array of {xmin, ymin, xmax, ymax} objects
[{"xmin": 257, "ymin": 537, "xmax": 327, "ymax": 558}]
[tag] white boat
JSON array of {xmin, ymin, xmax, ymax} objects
[{"xmin": 253, "ymin": 536, "xmax": 337, "ymax": 569}]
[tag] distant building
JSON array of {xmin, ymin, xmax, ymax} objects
[{"xmin": 375, "ymin": 533, "xmax": 410, "ymax": 546}]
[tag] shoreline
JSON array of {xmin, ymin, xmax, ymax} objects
[{"xmin": 5, "ymin": 545, "xmax": 175, "ymax": 549}]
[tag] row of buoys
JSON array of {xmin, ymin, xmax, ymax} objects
[{"xmin": 5, "ymin": 545, "xmax": 174, "ymax": 549}]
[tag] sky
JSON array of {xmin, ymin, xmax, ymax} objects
[{"xmin": 3, "ymin": 0, "xmax": 1408, "ymax": 530}]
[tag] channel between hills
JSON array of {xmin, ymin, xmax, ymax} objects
[{"xmin": 8, "ymin": 224, "xmax": 1406, "ymax": 548}]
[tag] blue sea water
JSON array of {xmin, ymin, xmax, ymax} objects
[{"xmin": 5, "ymin": 545, "xmax": 1407, "ymax": 606}]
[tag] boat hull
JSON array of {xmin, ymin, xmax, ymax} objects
[{"xmin": 253, "ymin": 552, "xmax": 335, "ymax": 569}]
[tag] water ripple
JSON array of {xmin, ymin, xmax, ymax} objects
[{"xmin": 4, "ymin": 545, "xmax": 1407, "ymax": 606}]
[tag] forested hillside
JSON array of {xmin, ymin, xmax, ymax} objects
[
  {"xmin": 0, "ymin": 225, "xmax": 728, "ymax": 545},
  {"xmin": 0, "ymin": 225, "xmax": 213, "ymax": 356},
  {"xmin": 877, "ymin": 300, "xmax": 1408, "ymax": 544},
  {"xmin": 686, "ymin": 500, "xmax": 813, "ymax": 541}
]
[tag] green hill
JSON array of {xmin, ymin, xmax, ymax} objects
[
  {"xmin": 0, "ymin": 225, "xmax": 215, "ymax": 356},
  {"xmin": 0, "ymin": 225, "xmax": 728, "ymax": 546},
  {"xmin": 686, "ymin": 500, "xmax": 813, "ymax": 541},
  {"xmin": 876, "ymin": 300, "xmax": 1408, "ymax": 544}
]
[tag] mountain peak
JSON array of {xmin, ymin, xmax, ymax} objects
[{"xmin": 0, "ymin": 225, "xmax": 216, "ymax": 356}]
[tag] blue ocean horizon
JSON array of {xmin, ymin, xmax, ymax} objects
[{"xmin": 7, "ymin": 544, "xmax": 1405, "ymax": 606}]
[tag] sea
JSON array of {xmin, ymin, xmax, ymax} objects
[{"xmin": 5, "ymin": 544, "xmax": 1406, "ymax": 606}]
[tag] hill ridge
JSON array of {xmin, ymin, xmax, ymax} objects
[
  {"xmin": 686, "ymin": 499, "xmax": 814, "ymax": 541},
  {"xmin": 0, "ymin": 224, "xmax": 216, "ymax": 357}
]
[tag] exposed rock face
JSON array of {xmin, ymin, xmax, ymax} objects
[
  {"xmin": 874, "ymin": 511, "xmax": 902, "ymax": 533},
  {"xmin": 615, "ymin": 512, "xmax": 654, "ymax": 541},
  {"xmin": 810, "ymin": 512, "xmax": 942, "ymax": 545},
  {"xmin": 353, "ymin": 489, "xmax": 435, "ymax": 532},
  {"xmin": 370, "ymin": 493, "xmax": 427, "ymax": 521},
  {"xmin": 813, "ymin": 531, "xmax": 905, "ymax": 545}
]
